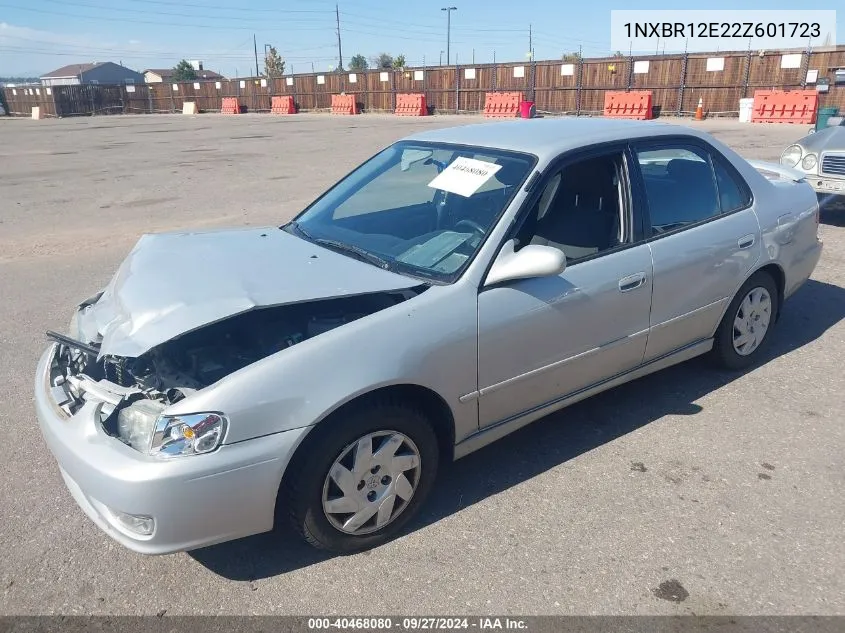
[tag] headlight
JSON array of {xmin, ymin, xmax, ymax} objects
[
  {"xmin": 150, "ymin": 412, "xmax": 227, "ymax": 458},
  {"xmin": 780, "ymin": 145, "xmax": 802, "ymax": 167},
  {"xmin": 801, "ymin": 153, "xmax": 817, "ymax": 170},
  {"xmin": 116, "ymin": 401, "xmax": 227, "ymax": 458},
  {"xmin": 117, "ymin": 399, "xmax": 166, "ymax": 452}
]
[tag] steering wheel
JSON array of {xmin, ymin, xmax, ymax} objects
[{"xmin": 454, "ymin": 219, "xmax": 487, "ymax": 236}]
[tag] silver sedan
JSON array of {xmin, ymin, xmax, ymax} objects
[{"xmin": 35, "ymin": 118, "xmax": 822, "ymax": 555}]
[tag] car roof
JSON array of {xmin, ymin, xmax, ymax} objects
[{"xmin": 403, "ymin": 117, "xmax": 708, "ymax": 159}]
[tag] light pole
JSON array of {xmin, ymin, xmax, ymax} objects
[
  {"xmin": 441, "ymin": 7, "xmax": 457, "ymax": 66},
  {"xmin": 439, "ymin": 50, "xmax": 444, "ymax": 66}
]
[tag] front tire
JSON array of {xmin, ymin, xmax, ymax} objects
[
  {"xmin": 710, "ymin": 270, "xmax": 779, "ymax": 370},
  {"xmin": 282, "ymin": 401, "xmax": 439, "ymax": 553}
]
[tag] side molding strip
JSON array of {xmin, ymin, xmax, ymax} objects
[{"xmin": 454, "ymin": 338, "xmax": 713, "ymax": 460}]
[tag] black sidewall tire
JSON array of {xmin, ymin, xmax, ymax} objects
[
  {"xmin": 284, "ymin": 402, "xmax": 439, "ymax": 553},
  {"xmin": 711, "ymin": 271, "xmax": 779, "ymax": 370}
]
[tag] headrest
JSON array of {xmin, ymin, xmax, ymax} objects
[
  {"xmin": 560, "ymin": 163, "xmax": 615, "ymax": 199},
  {"xmin": 493, "ymin": 159, "xmax": 527, "ymax": 187},
  {"xmin": 666, "ymin": 158, "xmax": 710, "ymax": 182}
]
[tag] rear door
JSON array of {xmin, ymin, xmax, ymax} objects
[{"xmin": 631, "ymin": 138, "xmax": 761, "ymax": 360}]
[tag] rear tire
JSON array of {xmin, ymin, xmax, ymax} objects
[
  {"xmin": 710, "ymin": 270, "xmax": 779, "ymax": 370},
  {"xmin": 281, "ymin": 400, "xmax": 439, "ymax": 553}
]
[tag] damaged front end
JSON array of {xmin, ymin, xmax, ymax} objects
[
  {"xmin": 46, "ymin": 328, "xmax": 226, "ymax": 459},
  {"xmin": 46, "ymin": 290, "xmax": 419, "ymax": 457}
]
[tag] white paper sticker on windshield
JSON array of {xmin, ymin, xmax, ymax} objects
[{"xmin": 427, "ymin": 157, "xmax": 502, "ymax": 198}]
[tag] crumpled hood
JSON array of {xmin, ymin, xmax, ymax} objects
[{"xmin": 82, "ymin": 226, "xmax": 416, "ymax": 358}]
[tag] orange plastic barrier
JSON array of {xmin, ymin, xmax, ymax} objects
[
  {"xmin": 751, "ymin": 90, "xmax": 818, "ymax": 124},
  {"xmin": 483, "ymin": 92, "xmax": 523, "ymax": 118},
  {"xmin": 331, "ymin": 94, "xmax": 358, "ymax": 115},
  {"xmin": 603, "ymin": 91, "xmax": 653, "ymax": 120},
  {"xmin": 221, "ymin": 97, "xmax": 242, "ymax": 114},
  {"xmin": 271, "ymin": 95, "xmax": 296, "ymax": 114},
  {"xmin": 395, "ymin": 93, "xmax": 427, "ymax": 116}
]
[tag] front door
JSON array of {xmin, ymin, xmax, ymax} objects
[{"xmin": 476, "ymin": 148, "xmax": 654, "ymax": 428}]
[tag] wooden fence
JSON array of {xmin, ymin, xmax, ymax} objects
[{"xmin": 4, "ymin": 47, "xmax": 845, "ymax": 118}]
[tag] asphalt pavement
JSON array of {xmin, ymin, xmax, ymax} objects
[{"xmin": 0, "ymin": 113, "xmax": 842, "ymax": 615}]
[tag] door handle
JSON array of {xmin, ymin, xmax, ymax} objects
[
  {"xmin": 738, "ymin": 234, "xmax": 755, "ymax": 249},
  {"xmin": 618, "ymin": 272, "xmax": 646, "ymax": 293}
]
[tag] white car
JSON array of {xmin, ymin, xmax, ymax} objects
[{"xmin": 781, "ymin": 116, "xmax": 845, "ymax": 201}]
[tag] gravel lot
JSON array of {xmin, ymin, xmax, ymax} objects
[{"xmin": 0, "ymin": 113, "xmax": 843, "ymax": 615}]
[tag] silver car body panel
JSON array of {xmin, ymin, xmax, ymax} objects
[
  {"xmin": 34, "ymin": 118, "xmax": 822, "ymax": 553},
  {"xmin": 477, "ymin": 243, "xmax": 653, "ymax": 427},
  {"xmin": 643, "ymin": 206, "xmax": 762, "ymax": 360}
]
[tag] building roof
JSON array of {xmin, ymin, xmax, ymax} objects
[
  {"xmin": 40, "ymin": 61, "xmax": 143, "ymax": 79},
  {"xmin": 144, "ymin": 68, "xmax": 224, "ymax": 80},
  {"xmin": 41, "ymin": 63, "xmax": 101, "ymax": 79},
  {"xmin": 405, "ymin": 118, "xmax": 701, "ymax": 158}
]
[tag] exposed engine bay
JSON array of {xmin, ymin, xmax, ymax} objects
[{"xmin": 48, "ymin": 290, "xmax": 421, "ymax": 418}]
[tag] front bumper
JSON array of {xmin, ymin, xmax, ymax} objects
[
  {"xmin": 34, "ymin": 344, "xmax": 309, "ymax": 555},
  {"xmin": 805, "ymin": 175, "xmax": 845, "ymax": 196}
]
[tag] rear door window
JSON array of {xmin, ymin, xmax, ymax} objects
[
  {"xmin": 635, "ymin": 146, "xmax": 720, "ymax": 234},
  {"xmin": 713, "ymin": 157, "xmax": 752, "ymax": 213}
]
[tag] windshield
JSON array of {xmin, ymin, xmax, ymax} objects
[{"xmin": 285, "ymin": 141, "xmax": 535, "ymax": 282}]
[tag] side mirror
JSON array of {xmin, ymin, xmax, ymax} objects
[{"xmin": 483, "ymin": 239, "xmax": 566, "ymax": 287}]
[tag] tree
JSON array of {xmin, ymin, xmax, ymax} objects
[
  {"xmin": 612, "ymin": 50, "xmax": 626, "ymax": 58},
  {"xmin": 264, "ymin": 46, "xmax": 285, "ymax": 78},
  {"xmin": 0, "ymin": 76, "xmax": 40, "ymax": 84},
  {"xmin": 172, "ymin": 59, "xmax": 197, "ymax": 82},
  {"xmin": 392, "ymin": 54, "xmax": 406, "ymax": 69},
  {"xmin": 561, "ymin": 51, "xmax": 582, "ymax": 62},
  {"xmin": 371, "ymin": 53, "xmax": 393, "ymax": 69},
  {"xmin": 348, "ymin": 54, "xmax": 369, "ymax": 71}
]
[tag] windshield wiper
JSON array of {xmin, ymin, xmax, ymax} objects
[
  {"xmin": 282, "ymin": 220, "xmax": 313, "ymax": 240},
  {"xmin": 312, "ymin": 238, "xmax": 393, "ymax": 270},
  {"xmin": 284, "ymin": 221, "xmax": 392, "ymax": 270}
]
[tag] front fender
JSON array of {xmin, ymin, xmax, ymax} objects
[{"xmin": 165, "ymin": 284, "xmax": 480, "ymax": 445}]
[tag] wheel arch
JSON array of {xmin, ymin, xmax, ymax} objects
[
  {"xmin": 753, "ymin": 262, "xmax": 786, "ymax": 320},
  {"xmin": 318, "ymin": 384, "xmax": 457, "ymax": 463},
  {"xmin": 710, "ymin": 261, "xmax": 786, "ymax": 339},
  {"xmin": 276, "ymin": 383, "xmax": 456, "ymax": 517},
  {"xmin": 273, "ymin": 383, "xmax": 455, "ymax": 535}
]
